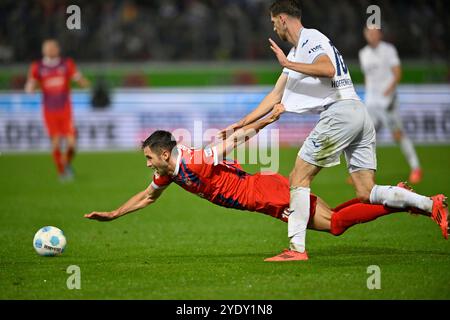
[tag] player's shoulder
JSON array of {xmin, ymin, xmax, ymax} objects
[
  {"xmin": 63, "ymin": 57, "xmax": 76, "ymax": 65},
  {"xmin": 177, "ymin": 144, "xmax": 201, "ymax": 162},
  {"xmin": 303, "ymin": 28, "xmax": 330, "ymax": 41},
  {"xmin": 177, "ymin": 144, "xmax": 201, "ymax": 155},
  {"xmin": 30, "ymin": 59, "xmax": 41, "ymax": 67},
  {"xmin": 359, "ymin": 45, "xmax": 371, "ymax": 56},
  {"xmin": 380, "ymin": 41, "xmax": 398, "ymax": 53}
]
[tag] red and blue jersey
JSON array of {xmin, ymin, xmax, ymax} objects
[
  {"xmin": 151, "ymin": 144, "xmax": 254, "ymax": 210},
  {"xmin": 151, "ymin": 144, "xmax": 318, "ymax": 222},
  {"xmin": 29, "ymin": 57, "xmax": 78, "ymax": 113}
]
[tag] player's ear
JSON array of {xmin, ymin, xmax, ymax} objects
[
  {"xmin": 280, "ymin": 14, "xmax": 286, "ymax": 26},
  {"xmin": 162, "ymin": 149, "xmax": 170, "ymax": 161}
]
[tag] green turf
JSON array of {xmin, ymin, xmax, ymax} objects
[{"xmin": 1, "ymin": 146, "xmax": 449, "ymax": 299}]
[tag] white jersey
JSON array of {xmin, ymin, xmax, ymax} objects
[
  {"xmin": 281, "ymin": 28, "xmax": 360, "ymax": 115},
  {"xmin": 359, "ymin": 41, "xmax": 401, "ymax": 109}
]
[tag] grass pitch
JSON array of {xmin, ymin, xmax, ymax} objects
[{"xmin": 1, "ymin": 146, "xmax": 449, "ymax": 299}]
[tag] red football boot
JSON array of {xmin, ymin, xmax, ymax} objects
[{"xmin": 264, "ymin": 249, "xmax": 309, "ymax": 262}]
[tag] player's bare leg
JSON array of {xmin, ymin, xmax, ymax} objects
[
  {"xmin": 392, "ymin": 129, "xmax": 422, "ymax": 184},
  {"xmin": 307, "ymin": 197, "xmax": 332, "ymax": 232},
  {"xmin": 349, "ymin": 169, "xmax": 376, "ymax": 202}
]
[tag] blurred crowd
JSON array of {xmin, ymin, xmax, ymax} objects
[{"xmin": 0, "ymin": 0, "xmax": 448, "ymax": 63}]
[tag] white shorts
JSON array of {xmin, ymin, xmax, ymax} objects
[
  {"xmin": 299, "ymin": 100, "xmax": 377, "ymax": 173},
  {"xmin": 367, "ymin": 97, "xmax": 403, "ymax": 132}
]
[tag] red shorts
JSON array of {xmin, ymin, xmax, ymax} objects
[
  {"xmin": 43, "ymin": 109, "xmax": 75, "ymax": 137},
  {"xmin": 250, "ymin": 173, "xmax": 317, "ymax": 223}
]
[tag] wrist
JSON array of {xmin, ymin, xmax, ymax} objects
[
  {"xmin": 237, "ymin": 119, "xmax": 247, "ymax": 128},
  {"xmin": 283, "ymin": 59, "xmax": 293, "ymax": 69},
  {"xmin": 111, "ymin": 210, "xmax": 121, "ymax": 219}
]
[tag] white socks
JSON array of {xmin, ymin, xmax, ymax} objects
[
  {"xmin": 369, "ymin": 185, "xmax": 433, "ymax": 212},
  {"xmin": 399, "ymin": 136, "xmax": 420, "ymax": 170},
  {"xmin": 289, "ymin": 187, "xmax": 310, "ymax": 253}
]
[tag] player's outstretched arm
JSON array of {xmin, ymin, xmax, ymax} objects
[
  {"xmin": 24, "ymin": 79, "xmax": 37, "ymax": 93},
  {"xmin": 84, "ymin": 185, "xmax": 164, "ymax": 222},
  {"xmin": 73, "ymin": 72, "xmax": 91, "ymax": 88},
  {"xmin": 384, "ymin": 65, "xmax": 401, "ymax": 97},
  {"xmin": 217, "ymin": 73, "xmax": 287, "ymax": 139},
  {"xmin": 214, "ymin": 104, "xmax": 286, "ymax": 158}
]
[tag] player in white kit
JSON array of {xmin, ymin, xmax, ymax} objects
[
  {"xmin": 359, "ymin": 27, "xmax": 422, "ymax": 184},
  {"xmin": 219, "ymin": 0, "xmax": 448, "ymax": 261}
]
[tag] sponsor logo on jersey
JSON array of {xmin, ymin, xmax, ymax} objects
[{"xmin": 308, "ymin": 44, "xmax": 323, "ymax": 54}]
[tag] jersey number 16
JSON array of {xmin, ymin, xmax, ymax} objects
[{"xmin": 329, "ymin": 41, "xmax": 348, "ymax": 76}]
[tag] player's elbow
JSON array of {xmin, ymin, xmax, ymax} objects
[{"xmin": 324, "ymin": 65, "xmax": 336, "ymax": 78}]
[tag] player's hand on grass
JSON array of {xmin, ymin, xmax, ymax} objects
[
  {"xmin": 269, "ymin": 38, "xmax": 288, "ymax": 67},
  {"xmin": 84, "ymin": 211, "xmax": 118, "ymax": 221}
]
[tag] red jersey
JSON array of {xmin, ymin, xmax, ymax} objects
[
  {"xmin": 151, "ymin": 144, "xmax": 318, "ymax": 223},
  {"xmin": 151, "ymin": 144, "xmax": 254, "ymax": 210},
  {"xmin": 29, "ymin": 57, "xmax": 78, "ymax": 113}
]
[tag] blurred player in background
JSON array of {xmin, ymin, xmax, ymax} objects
[
  {"xmin": 85, "ymin": 117, "xmax": 448, "ymax": 257},
  {"xmin": 359, "ymin": 27, "xmax": 422, "ymax": 184},
  {"xmin": 25, "ymin": 39, "xmax": 90, "ymax": 181}
]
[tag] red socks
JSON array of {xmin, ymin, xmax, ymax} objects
[
  {"xmin": 66, "ymin": 146, "xmax": 75, "ymax": 164},
  {"xmin": 52, "ymin": 149, "xmax": 65, "ymax": 175},
  {"xmin": 330, "ymin": 199, "xmax": 402, "ymax": 236}
]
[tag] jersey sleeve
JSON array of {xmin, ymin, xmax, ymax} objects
[
  {"xmin": 387, "ymin": 45, "xmax": 401, "ymax": 67},
  {"xmin": 29, "ymin": 62, "xmax": 40, "ymax": 80},
  {"xmin": 200, "ymin": 146, "xmax": 219, "ymax": 166},
  {"xmin": 150, "ymin": 173, "xmax": 172, "ymax": 189},
  {"xmin": 302, "ymin": 33, "xmax": 328, "ymax": 64},
  {"xmin": 66, "ymin": 57, "xmax": 81, "ymax": 80}
]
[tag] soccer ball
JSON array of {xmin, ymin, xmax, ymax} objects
[{"xmin": 33, "ymin": 226, "xmax": 67, "ymax": 256}]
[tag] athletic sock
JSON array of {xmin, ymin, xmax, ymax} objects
[
  {"xmin": 332, "ymin": 198, "xmax": 361, "ymax": 212},
  {"xmin": 52, "ymin": 149, "xmax": 65, "ymax": 175},
  {"xmin": 66, "ymin": 146, "xmax": 76, "ymax": 165},
  {"xmin": 330, "ymin": 202, "xmax": 401, "ymax": 236},
  {"xmin": 399, "ymin": 136, "xmax": 420, "ymax": 170},
  {"xmin": 289, "ymin": 187, "xmax": 310, "ymax": 253},
  {"xmin": 369, "ymin": 185, "xmax": 433, "ymax": 213}
]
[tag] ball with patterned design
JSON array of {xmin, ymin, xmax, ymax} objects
[{"xmin": 33, "ymin": 226, "xmax": 67, "ymax": 256}]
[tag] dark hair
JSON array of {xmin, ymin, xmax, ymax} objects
[
  {"xmin": 269, "ymin": 0, "xmax": 302, "ymax": 18},
  {"xmin": 141, "ymin": 130, "xmax": 177, "ymax": 154}
]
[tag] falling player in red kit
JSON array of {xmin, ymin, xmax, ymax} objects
[
  {"xmin": 25, "ymin": 39, "xmax": 90, "ymax": 180},
  {"xmin": 85, "ymin": 111, "xmax": 448, "ymax": 260}
]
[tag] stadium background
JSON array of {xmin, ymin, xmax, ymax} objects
[
  {"xmin": 1, "ymin": 0, "xmax": 450, "ymax": 300},
  {"xmin": 1, "ymin": 0, "xmax": 449, "ymax": 152}
]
